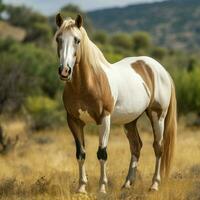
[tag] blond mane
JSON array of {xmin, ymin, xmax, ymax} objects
[{"xmin": 54, "ymin": 18, "xmax": 110, "ymax": 71}]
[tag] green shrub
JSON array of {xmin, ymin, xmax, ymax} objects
[
  {"xmin": 132, "ymin": 31, "xmax": 152, "ymax": 52},
  {"xmin": 151, "ymin": 47, "xmax": 167, "ymax": 60},
  {"xmin": 93, "ymin": 31, "xmax": 108, "ymax": 44},
  {"xmin": 174, "ymin": 68, "xmax": 200, "ymax": 114},
  {"xmin": 111, "ymin": 33, "xmax": 132, "ymax": 50},
  {"xmin": 25, "ymin": 96, "xmax": 65, "ymax": 130}
]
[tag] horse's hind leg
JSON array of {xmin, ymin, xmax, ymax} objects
[
  {"xmin": 147, "ymin": 110, "xmax": 166, "ymax": 191},
  {"xmin": 122, "ymin": 120, "xmax": 142, "ymax": 188}
]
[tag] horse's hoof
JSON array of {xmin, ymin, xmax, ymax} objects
[
  {"xmin": 121, "ymin": 180, "xmax": 133, "ymax": 189},
  {"xmin": 149, "ymin": 188, "xmax": 158, "ymax": 192},
  {"xmin": 99, "ymin": 184, "xmax": 107, "ymax": 194},
  {"xmin": 77, "ymin": 190, "xmax": 87, "ymax": 194},
  {"xmin": 149, "ymin": 184, "xmax": 159, "ymax": 192},
  {"xmin": 77, "ymin": 185, "xmax": 87, "ymax": 194},
  {"xmin": 99, "ymin": 190, "xmax": 106, "ymax": 194},
  {"xmin": 121, "ymin": 184, "xmax": 131, "ymax": 189},
  {"xmin": 99, "ymin": 188, "xmax": 107, "ymax": 194}
]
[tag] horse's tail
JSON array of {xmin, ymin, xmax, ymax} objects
[{"xmin": 161, "ymin": 79, "xmax": 177, "ymax": 178}]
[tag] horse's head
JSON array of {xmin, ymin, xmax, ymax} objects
[{"xmin": 55, "ymin": 14, "xmax": 83, "ymax": 81}]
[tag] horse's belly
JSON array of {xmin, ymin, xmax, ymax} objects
[
  {"xmin": 111, "ymin": 111, "xmax": 139, "ymax": 124},
  {"xmin": 111, "ymin": 83, "xmax": 150, "ymax": 124},
  {"xmin": 111, "ymin": 104, "xmax": 146, "ymax": 124}
]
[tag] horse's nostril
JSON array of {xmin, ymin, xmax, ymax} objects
[
  {"xmin": 68, "ymin": 67, "xmax": 71, "ymax": 75},
  {"xmin": 64, "ymin": 68, "xmax": 68, "ymax": 73},
  {"xmin": 58, "ymin": 66, "xmax": 62, "ymax": 74}
]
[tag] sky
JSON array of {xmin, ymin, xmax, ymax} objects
[{"xmin": 3, "ymin": 0, "xmax": 164, "ymax": 15}]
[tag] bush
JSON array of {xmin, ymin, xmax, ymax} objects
[
  {"xmin": 174, "ymin": 68, "xmax": 200, "ymax": 114},
  {"xmin": 2, "ymin": 40, "xmax": 60, "ymax": 97},
  {"xmin": 93, "ymin": 31, "xmax": 108, "ymax": 44},
  {"xmin": 151, "ymin": 47, "xmax": 167, "ymax": 60},
  {"xmin": 25, "ymin": 96, "xmax": 65, "ymax": 130},
  {"xmin": 132, "ymin": 31, "xmax": 152, "ymax": 52},
  {"xmin": 111, "ymin": 33, "xmax": 132, "ymax": 50},
  {"xmin": 25, "ymin": 22, "xmax": 53, "ymax": 45},
  {"xmin": 6, "ymin": 5, "xmax": 47, "ymax": 28}
]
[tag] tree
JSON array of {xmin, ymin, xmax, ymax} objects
[
  {"xmin": 56, "ymin": 4, "xmax": 92, "ymax": 33},
  {"xmin": 151, "ymin": 47, "xmax": 167, "ymax": 60},
  {"xmin": 0, "ymin": 0, "xmax": 5, "ymax": 20},
  {"xmin": 93, "ymin": 31, "xmax": 108, "ymax": 44},
  {"xmin": 5, "ymin": 5, "xmax": 52, "ymax": 46},
  {"xmin": 111, "ymin": 33, "xmax": 132, "ymax": 50},
  {"xmin": 132, "ymin": 31, "xmax": 152, "ymax": 52},
  {"xmin": 5, "ymin": 5, "xmax": 47, "ymax": 28},
  {"xmin": 61, "ymin": 4, "xmax": 82, "ymax": 14},
  {"xmin": 0, "ymin": 54, "xmax": 29, "ymax": 113},
  {"xmin": 24, "ymin": 22, "xmax": 53, "ymax": 46},
  {"xmin": 187, "ymin": 57, "xmax": 198, "ymax": 72},
  {"xmin": 0, "ymin": 0, "xmax": 5, "ymax": 13}
]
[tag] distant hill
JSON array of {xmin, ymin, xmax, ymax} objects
[
  {"xmin": 0, "ymin": 21, "xmax": 26, "ymax": 42},
  {"xmin": 88, "ymin": 0, "xmax": 200, "ymax": 51}
]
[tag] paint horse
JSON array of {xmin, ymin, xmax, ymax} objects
[{"xmin": 54, "ymin": 14, "xmax": 177, "ymax": 194}]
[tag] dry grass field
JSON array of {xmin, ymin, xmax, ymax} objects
[{"xmin": 0, "ymin": 118, "xmax": 200, "ymax": 200}]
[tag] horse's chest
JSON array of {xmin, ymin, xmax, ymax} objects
[
  {"xmin": 64, "ymin": 97, "xmax": 100, "ymax": 123},
  {"xmin": 78, "ymin": 109, "xmax": 95, "ymax": 123}
]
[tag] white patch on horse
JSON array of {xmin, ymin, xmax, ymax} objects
[
  {"xmin": 78, "ymin": 109, "xmax": 95, "ymax": 123},
  {"xmin": 98, "ymin": 115, "xmax": 110, "ymax": 148},
  {"xmin": 130, "ymin": 155, "xmax": 138, "ymax": 168}
]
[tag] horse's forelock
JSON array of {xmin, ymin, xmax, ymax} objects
[{"xmin": 54, "ymin": 18, "xmax": 77, "ymax": 39}]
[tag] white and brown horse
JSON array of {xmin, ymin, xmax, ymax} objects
[{"xmin": 54, "ymin": 14, "xmax": 177, "ymax": 194}]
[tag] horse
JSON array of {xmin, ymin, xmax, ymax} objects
[{"xmin": 54, "ymin": 14, "xmax": 177, "ymax": 194}]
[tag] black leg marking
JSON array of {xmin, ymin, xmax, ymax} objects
[
  {"xmin": 97, "ymin": 146, "xmax": 107, "ymax": 160},
  {"xmin": 75, "ymin": 139, "xmax": 85, "ymax": 160}
]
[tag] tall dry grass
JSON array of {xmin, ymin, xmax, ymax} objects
[{"xmin": 0, "ymin": 119, "xmax": 200, "ymax": 200}]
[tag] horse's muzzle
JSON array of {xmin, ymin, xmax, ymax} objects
[{"xmin": 58, "ymin": 65, "xmax": 71, "ymax": 81}]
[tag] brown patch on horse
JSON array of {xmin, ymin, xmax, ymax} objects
[
  {"xmin": 124, "ymin": 120, "xmax": 143, "ymax": 159},
  {"xmin": 131, "ymin": 60, "xmax": 154, "ymax": 100},
  {"xmin": 63, "ymin": 60, "xmax": 114, "ymax": 125},
  {"xmin": 131, "ymin": 60, "xmax": 162, "ymax": 118},
  {"xmin": 151, "ymin": 101, "xmax": 163, "ymax": 119}
]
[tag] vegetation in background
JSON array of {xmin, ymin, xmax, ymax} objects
[
  {"xmin": 0, "ymin": 2, "xmax": 200, "ymax": 129},
  {"xmin": 88, "ymin": 0, "xmax": 200, "ymax": 51}
]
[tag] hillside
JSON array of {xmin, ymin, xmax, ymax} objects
[
  {"xmin": 0, "ymin": 21, "xmax": 26, "ymax": 41},
  {"xmin": 88, "ymin": 0, "xmax": 200, "ymax": 51}
]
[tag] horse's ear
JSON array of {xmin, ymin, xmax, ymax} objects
[
  {"xmin": 56, "ymin": 13, "xmax": 63, "ymax": 27},
  {"xmin": 75, "ymin": 14, "xmax": 83, "ymax": 28}
]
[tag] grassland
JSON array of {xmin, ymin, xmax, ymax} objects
[{"xmin": 0, "ymin": 119, "xmax": 200, "ymax": 200}]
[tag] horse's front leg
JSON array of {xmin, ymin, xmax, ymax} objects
[
  {"xmin": 97, "ymin": 115, "xmax": 111, "ymax": 193},
  {"xmin": 67, "ymin": 113, "xmax": 87, "ymax": 193}
]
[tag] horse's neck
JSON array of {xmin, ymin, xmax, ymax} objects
[
  {"xmin": 67, "ymin": 59, "xmax": 98, "ymax": 94},
  {"xmin": 65, "ymin": 47, "xmax": 114, "ymax": 116},
  {"xmin": 66, "ymin": 38, "xmax": 110, "ymax": 95}
]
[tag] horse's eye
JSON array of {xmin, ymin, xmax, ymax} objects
[{"xmin": 74, "ymin": 37, "xmax": 80, "ymax": 44}]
